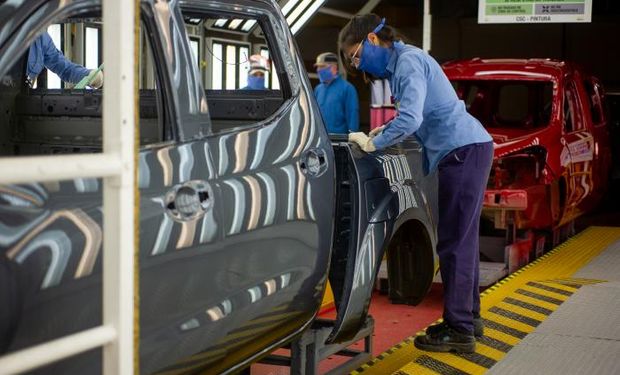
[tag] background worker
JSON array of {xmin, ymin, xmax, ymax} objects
[
  {"xmin": 242, "ymin": 54, "xmax": 269, "ymax": 90},
  {"xmin": 313, "ymin": 52, "xmax": 359, "ymax": 134},
  {"xmin": 27, "ymin": 31, "xmax": 103, "ymax": 88},
  {"xmin": 340, "ymin": 14, "xmax": 493, "ymax": 353}
]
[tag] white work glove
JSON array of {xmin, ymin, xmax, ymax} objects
[
  {"xmin": 89, "ymin": 70, "xmax": 103, "ymax": 89},
  {"xmin": 369, "ymin": 125, "xmax": 386, "ymax": 138},
  {"xmin": 348, "ymin": 132, "xmax": 376, "ymax": 153}
]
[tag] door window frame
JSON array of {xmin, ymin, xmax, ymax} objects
[
  {"xmin": 563, "ymin": 80, "xmax": 585, "ymax": 134},
  {"xmin": 3, "ymin": 4, "xmax": 175, "ymax": 149}
]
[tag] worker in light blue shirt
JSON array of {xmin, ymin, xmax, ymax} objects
[
  {"xmin": 27, "ymin": 31, "xmax": 103, "ymax": 88},
  {"xmin": 340, "ymin": 14, "xmax": 493, "ymax": 354},
  {"xmin": 313, "ymin": 52, "xmax": 359, "ymax": 134}
]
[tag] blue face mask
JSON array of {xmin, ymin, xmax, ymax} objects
[
  {"xmin": 247, "ymin": 75, "xmax": 265, "ymax": 90},
  {"xmin": 317, "ymin": 66, "xmax": 337, "ymax": 83},
  {"xmin": 356, "ymin": 18, "xmax": 393, "ymax": 79},
  {"xmin": 357, "ymin": 40, "xmax": 392, "ymax": 79}
]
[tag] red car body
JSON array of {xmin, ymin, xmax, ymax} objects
[{"xmin": 443, "ymin": 58, "xmax": 611, "ymax": 231}]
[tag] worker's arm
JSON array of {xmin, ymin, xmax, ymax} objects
[
  {"xmin": 40, "ymin": 32, "xmax": 90, "ymax": 84},
  {"xmin": 345, "ymin": 83, "xmax": 360, "ymax": 132},
  {"xmin": 372, "ymin": 53, "xmax": 427, "ymax": 150}
]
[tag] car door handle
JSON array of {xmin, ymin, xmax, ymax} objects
[
  {"xmin": 300, "ymin": 148, "xmax": 328, "ymax": 177},
  {"xmin": 165, "ymin": 180, "xmax": 213, "ymax": 221}
]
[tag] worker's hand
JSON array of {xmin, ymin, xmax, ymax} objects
[
  {"xmin": 369, "ymin": 125, "xmax": 386, "ymax": 138},
  {"xmin": 348, "ymin": 132, "xmax": 376, "ymax": 153},
  {"xmin": 89, "ymin": 70, "xmax": 103, "ymax": 89}
]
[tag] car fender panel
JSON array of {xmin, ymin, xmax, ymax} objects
[{"xmin": 326, "ymin": 220, "xmax": 392, "ymax": 344}]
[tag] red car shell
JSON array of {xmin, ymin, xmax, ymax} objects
[{"xmin": 443, "ymin": 58, "xmax": 611, "ymax": 230}]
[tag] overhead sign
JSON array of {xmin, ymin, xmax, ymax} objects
[{"xmin": 478, "ymin": 0, "xmax": 592, "ymax": 24}]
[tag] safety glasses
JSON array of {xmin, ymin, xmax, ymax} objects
[
  {"xmin": 348, "ymin": 18, "xmax": 386, "ymax": 68},
  {"xmin": 349, "ymin": 41, "xmax": 363, "ymax": 68}
]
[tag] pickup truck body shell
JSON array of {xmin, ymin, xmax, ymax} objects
[
  {"xmin": 443, "ymin": 58, "xmax": 611, "ymax": 231},
  {"xmin": 0, "ymin": 1, "xmax": 437, "ymax": 373}
]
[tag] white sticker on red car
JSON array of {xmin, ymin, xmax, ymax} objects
[{"xmin": 568, "ymin": 136, "xmax": 594, "ymax": 163}]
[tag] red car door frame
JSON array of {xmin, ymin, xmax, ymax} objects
[{"xmin": 560, "ymin": 79, "xmax": 595, "ymax": 222}]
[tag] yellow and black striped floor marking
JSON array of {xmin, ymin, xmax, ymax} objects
[{"xmin": 350, "ymin": 226, "xmax": 620, "ymax": 375}]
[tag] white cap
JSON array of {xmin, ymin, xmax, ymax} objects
[
  {"xmin": 248, "ymin": 54, "xmax": 269, "ymax": 75},
  {"xmin": 314, "ymin": 52, "xmax": 339, "ymax": 67}
]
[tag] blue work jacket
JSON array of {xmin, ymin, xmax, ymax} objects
[
  {"xmin": 314, "ymin": 75, "xmax": 359, "ymax": 134},
  {"xmin": 27, "ymin": 32, "xmax": 90, "ymax": 84},
  {"xmin": 372, "ymin": 42, "xmax": 492, "ymax": 174}
]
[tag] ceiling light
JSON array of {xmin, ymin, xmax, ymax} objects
[
  {"xmin": 228, "ymin": 19, "xmax": 244, "ymax": 30},
  {"xmin": 289, "ymin": 0, "xmax": 325, "ymax": 35},
  {"xmin": 279, "ymin": 0, "xmax": 325, "ymax": 35},
  {"xmin": 241, "ymin": 20, "xmax": 257, "ymax": 32}
]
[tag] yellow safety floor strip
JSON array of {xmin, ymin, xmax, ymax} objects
[{"xmin": 351, "ymin": 226, "xmax": 620, "ymax": 375}]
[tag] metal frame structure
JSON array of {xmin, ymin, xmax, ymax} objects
[
  {"xmin": 0, "ymin": 0, "xmax": 137, "ymax": 373},
  {"xmin": 422, "ymin": 0, "xmax": 432, "ymax": 52},
  {"xmin": 254, "ymin": 317, "xmax": 374, "ymax": 375}
]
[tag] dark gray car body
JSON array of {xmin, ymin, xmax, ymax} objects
[{"xmin": 0, "ymin": 0, "xmax": 438, "ymax": 374}]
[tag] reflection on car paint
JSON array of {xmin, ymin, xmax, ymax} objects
[
  {"xmin": 176, "ymin": 220, "xmax": 197, "ymax": 249},
  {"xmin": 391, "ymin": 181, "xmax": 418, "ymax": 211},
  {"xmin": 223, "ymin": 179, "xmax": 245, "ymax": 235},
  {"xmin": 139, "ymin": 152, "xmax": 151, "ymax": 187},
  {"xmin": 376, "ymin": 154, "xmax": 419, "ymax": 213},
  {"xmin": 5, "ymin": 207, "xmax": 102, "ymax": 284},
  {"xmin": 241, "ymin": 175, "xmax": 261, "ymax": 231},
  {"xmin": 151, "ymin": 214, "xmax": 174, "ymax": 255},
  {"xmin": 233, "ymin": 132, "xmax": 249, "ymax": 173},
  {"xmin": 256, "ymin": 172, "xmax": 276, "ymax": 226},
  {"xmin": 250, "ymin": 125, "xmax": 276, "ymax": 170},
  {"xmin": 220, "ymin": 164, "xmax": 315, "ymax": 236},
  {"xmin": 15, "ymin": 230, "xmax": 71, "ymax": 289},
  {"xmin": 206, "ymin": 298, "xmax": 233, "ymax": 322},
  {"xmin": 177, "ymin": 271, "xmax": 291, "ymax": 332},
  {"xmin": 0, "ymin": 184, "xmax": 46, "ymax": 207},
  {"xmin": 352, "ymin": 222, "xmax": 387, "ymax": 289},
  {"xmin": 178, "ymin": 143, "xmax": 195, "ymax": 181},
  {"xmin": 73, "ymin": 178, "xmax": 99, "ymax": 193},
  {"xmin": 157, "ymin": 146, "xmax": 174, "ymax": 187}
]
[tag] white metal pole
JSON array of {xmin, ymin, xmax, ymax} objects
[
  {"xmin": 102, "ymin": 0, "xmax": 136, "ymax": 373},
  {"xmin": 422, "ymin": 0, "xmax": 432, "ymax": 53},
  {"xmin": 0, "ymin": 327, "xmax": 116, "ymax": 375},
  {"xmin": 0, "ymin": 154, "xmax": 122, "ymax": 184}
]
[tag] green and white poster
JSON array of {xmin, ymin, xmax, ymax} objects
[{"xmin": 478, "ymin": 0, "xmax": 592, "ymax": 23}]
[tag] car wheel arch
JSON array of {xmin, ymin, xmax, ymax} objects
[{"xmin": 385, "ymin": 208, "xmax": 436, "ymax": 306}]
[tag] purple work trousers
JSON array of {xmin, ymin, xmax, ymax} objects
[{"xmin": 437, "ymin": 141, "xmax": 494, "ymax": 334}]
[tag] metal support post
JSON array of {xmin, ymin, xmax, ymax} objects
[
  {"xmin": 102, "ymin": 0, "xmax": 137, "ymax": 374},
  {"xmin": 0, "ymin": 1, "xmax": 138, "ymax": 374},
  {"xmin": 423, "ymin": 0, "xmax": 432, "ymax": 53}
]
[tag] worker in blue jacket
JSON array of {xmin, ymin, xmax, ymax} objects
[
  {"xmin": 27, "ymin": 31, "xmax": 103, "ymax": 88},
  {"xmin": 313, "ymin": 52, "xmax": 359, "ymax": 134},
  {"xmin": 340, "ymin": 14, "xmax": 493, "ymax": 353}
]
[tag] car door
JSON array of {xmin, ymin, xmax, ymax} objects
[
  {"xmin": 582, "ymin": 76, "xmax": 612, "ymax": 206},
  {"xmin": 155, "ymin": 1, "xmax": 336, "ymax": 374},
  {"xmin": 560, "ymin": 79, "xmax": 595, "ymax": 222},
  {"xmin": 128, "ymin": 3, "xmax": 248, "ymax": 374}
]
